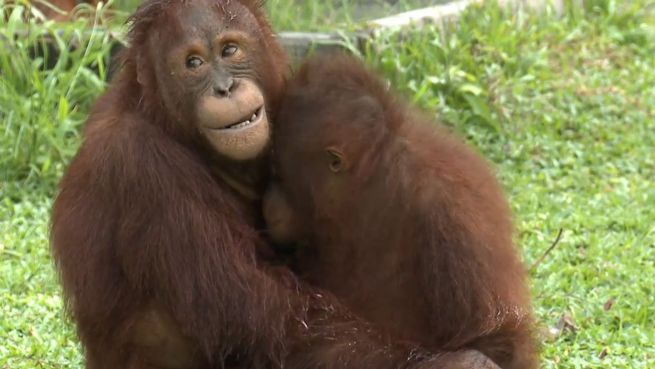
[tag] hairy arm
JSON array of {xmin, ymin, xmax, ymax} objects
[{"xmin": 51, "ymin": 110, "xmax": 490, "ymax": 369}]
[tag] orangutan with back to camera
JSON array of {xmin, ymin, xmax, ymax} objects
[{"xmin": 262, "ymin": 55, "xmax": 538, "ymax": 369}]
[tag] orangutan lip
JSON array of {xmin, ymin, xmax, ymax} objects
[{"xmin": 218, "ymin": 106, "xmax": 264, "ymax": 131}]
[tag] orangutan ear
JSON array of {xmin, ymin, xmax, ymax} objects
[{"xmin": 325, "ymin": 147, "xmax": 348, "ymax": 173}]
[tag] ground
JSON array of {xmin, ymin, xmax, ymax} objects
[{"xmin": 0, "ymin": 0, "xmax": 653, "ymax": 367}]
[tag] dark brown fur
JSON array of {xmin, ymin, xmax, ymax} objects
[
  {"xmin": 266, "ymin": 55, "xmax": 538, "ymax": 369},
  {"xmin": 50, "ymin": 1, "xmax": 497, "ymax": 368}
]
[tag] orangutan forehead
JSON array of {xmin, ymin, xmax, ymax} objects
[
  {"xmin": 163, "ymin": 0, "xmax": 260, "ymax": 37},
  {"xmin": 128, "ymin": 0, "xmax": 263, "ymax": 47}
]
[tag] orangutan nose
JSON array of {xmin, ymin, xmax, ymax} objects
[{"xmin": 214, "ymin": 77, "xmax": 236, "ymax": 97}]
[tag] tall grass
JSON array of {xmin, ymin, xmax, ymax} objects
[{"xmin": 0, "ymin": 1, "xmax": 119, "ymax": 186}]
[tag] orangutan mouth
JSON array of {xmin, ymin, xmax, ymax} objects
[{"xmin": 221, "ymin": 106, "xmax": 264, "ymax": 130}]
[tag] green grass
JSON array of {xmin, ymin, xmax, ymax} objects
[
  {"xmin": 0, "ymin": 3, "xmax": 116, "ymax": 186},
  {"xmin": 1, "ymin": 0, "xmax": 654, "ymax": 367}
]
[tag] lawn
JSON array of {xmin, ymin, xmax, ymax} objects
[{"xmin": 1, "ymin": 0, "xmax": 654, "ymax": 368}]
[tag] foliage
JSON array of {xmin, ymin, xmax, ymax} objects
[{"xmin": 0, "ymin": 0, "xmax": 119, "ymax": 185}]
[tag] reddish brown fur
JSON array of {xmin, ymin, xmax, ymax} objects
[
  {"xmin": 50, "ymin": 1, "xmax": 497, "ymax": 368},
  {"xmin": 268, "ymin": 55, "xmax": 538, "ymax": 369}
]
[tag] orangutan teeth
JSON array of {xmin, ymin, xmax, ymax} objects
[
  {"xmin": 221, "ymin": 106, "xmax": 263, "ymax": 130},
  {"xmin": 230, "ymin": 120, "xmax": 252, "ymax": 129}
]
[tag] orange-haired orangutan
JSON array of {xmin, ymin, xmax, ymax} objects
[
  {"xmin": 263, "ymin": 55, "xmax": 538, "ymax": 369},
  {"xmin": 51, "ymin": 1, "xmax": 498, "ymax": 368}
]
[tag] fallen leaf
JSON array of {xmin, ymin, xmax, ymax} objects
[
  {"xmin": 603, "ymin": 298, "xmax": 615, "ymax": 311},
  {"xmin": 556, "ymin": 313, "xmax": 577, "ymax": 333}
]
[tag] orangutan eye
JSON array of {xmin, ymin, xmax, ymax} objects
[
  {"xmin": 186, "ymin": 56, "xmax": 204, "ymax": 69},
  {"xmin": 221, "ymin": 44, "xmax": 238, "ymax": 58}
]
